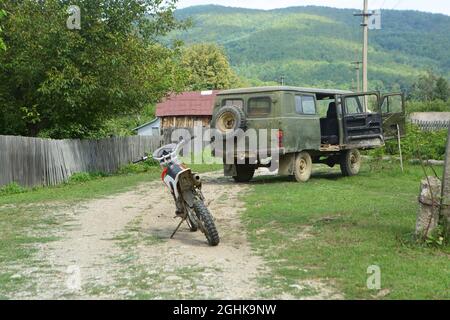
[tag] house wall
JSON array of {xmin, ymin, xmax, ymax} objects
[
  {"xmin": 161, "ymin": 116, "xmax": 211, "ymax": 129},
  {"xmin": 137, "ymin": 126, "xmax": 160, "ymax": 136},
  {"xmin": 136, "ymin": 118, "xmax": 161, "ymax": 136}
]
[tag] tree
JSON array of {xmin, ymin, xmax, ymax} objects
[
  {"xmin": 181, "ymin": 43, "xmax": 243, "ymax": 91},
  {"xmin": 410, "ymin": 71, "xmax": 438, "ymax": 101},
  {"xmin": 0, "ymin": 9, "xmax": 5, "ymax": 51},
  {"xmin": 435, "ymin": 77, "xmax": 449, "ymax": 101},
  {"xmin": 410, "ymin": 71, "xmax": 449, "ymax": 102},
  {"xmin": 0, "ymin": 1, "xmax": 187, "ymax": 138}
]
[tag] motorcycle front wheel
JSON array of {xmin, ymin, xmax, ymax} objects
[
  {"xmin": 193, "ymin": 199, "xmax": 220, "ymax": 246},
  {"xmin": 186, "ymin": 209, "xmax": 198, "ymax": 232}
]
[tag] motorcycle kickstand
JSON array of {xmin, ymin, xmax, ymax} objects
[{"xmin": 170, "ymin": 217, "xmax": 186, "ymax": 239}]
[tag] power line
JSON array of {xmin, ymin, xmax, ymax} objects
[
  {"xmin": 371, "ymin": 0, "xmax": 382, "ymax": 9},
  {"xmin": 368, "ymin": 0, "xmax": 376, "ymax": 9},
  {"xmin": 391, "ymin": 0, "xmax": 402, "ymax": 10}
]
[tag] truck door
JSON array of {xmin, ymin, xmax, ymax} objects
[
  {"xmin": 340, "ymin": 92, "xmax": 384, "ymax": 145},
  {"xmin": 381, "ymin": 93, "xmax": 406, "ymax": 140}
]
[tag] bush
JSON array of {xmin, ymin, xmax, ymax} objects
[
  {"xmin": 407, "ymin": 99, "xmax": 450, "ymax": 114},
  {"xmin": 369, "ymin": 124, "xmax": 448, "ymax": 160},
  {"xmin": 118, "ymin": 158, "xmax": 159, "ymax": 175},
  {"xmin": 0, "ymin": 182, "xmax": 27, "ymax": 196},
  {"xmin": 67, "ymin": 172, "xmax": 108, "ymax": 184}
]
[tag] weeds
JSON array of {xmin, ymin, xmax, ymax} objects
[{"xmin": 0, "ymin": 183, "xmax": 27, "ymax": 196}]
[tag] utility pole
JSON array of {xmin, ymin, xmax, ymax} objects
[
  {"xmin": 354, "ymin": 0, "xmax": 373, "ymax": 92},
  {"xmin": 362, "ymin": 0, "xmax": 369, "ymax": 92},
  {"xmin": 351, "ymin": 61, "xmax": 362, "ymax": 92}
]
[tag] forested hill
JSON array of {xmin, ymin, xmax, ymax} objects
[{"xmin": 173, "ymin": 5, "xmax": 450, "ymax": 91}]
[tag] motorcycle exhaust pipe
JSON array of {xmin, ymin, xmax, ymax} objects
[{"xmin": 193, "ymin": 174, "xmax": 202, "ymax": 186}]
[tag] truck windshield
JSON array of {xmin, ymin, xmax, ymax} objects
[{"xmin": 344, "ymin": 94, "xmax": 379, "ymax": 114}]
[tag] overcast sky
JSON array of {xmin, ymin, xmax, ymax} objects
[{"xmin": 177, "ymin": 0, "xmax": 450, "ymax": 16}]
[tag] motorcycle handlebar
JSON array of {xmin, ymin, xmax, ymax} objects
[
  {"xmin": 153, "ymin": 136, "xmax": 196, "ymax": 162},
  {"xmin": 133, "ymin": 136, "xmax": 196, "ymax": 164},
  {"xmin": 132, "ymin": 156, "xmax": 148, "ymax": 164}
]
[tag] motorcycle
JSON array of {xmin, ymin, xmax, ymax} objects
[{"xmin": 133, "ymin": 138, "xmax": 220, "ymax": 246}]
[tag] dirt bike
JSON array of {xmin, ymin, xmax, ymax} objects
[{"xmin": 133, "ymin": 138, "xmax": 220, "ymax": 246}]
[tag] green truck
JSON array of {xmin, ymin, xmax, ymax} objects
[{"xmin": 211, "ymin": 86, "xmax": 405, "ymax": 182}]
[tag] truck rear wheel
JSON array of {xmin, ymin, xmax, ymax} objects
[
  {"xmin": 294, "ymin": 152, "xmax": 312, "ymax": 182},
  {"xmin": 233, "ymin": 164, "xmax": 255, "ymax": 183},
  {"xmin": 340, "ymin": 149, "xmax": 361, "ymax": 177}
]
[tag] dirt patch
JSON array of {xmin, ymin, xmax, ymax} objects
[
  {"xmin": 11, "ymin": 172, "xmax": 267, "ymax": 299},
  {"xmin": 8, "ymin": 170, "xmax": 342, "ymax": 300},
  {"xmin": 124, "ymin": 173, "xmax": 266, "ymax": 299}
]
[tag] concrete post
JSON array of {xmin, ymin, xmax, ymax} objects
[{"xmin": 440, "ymin": 126, "xmax": 450, "ymax": 238}]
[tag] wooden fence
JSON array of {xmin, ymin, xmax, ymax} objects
[
  {"xmin": 0, "ymin": 135, "xmax": 161, "ymax": 188},
  {"xmin": 411, "ymin": 120, "xmax": 450, "ymax": 131}
]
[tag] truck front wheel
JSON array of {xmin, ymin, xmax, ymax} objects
[
  {"xmin": 233, "ymin": 164, "xmax": 255, "ymax": 183},
  {"xmin": 340, "ymin": 149, "xmax": 361, "ymax": 177}
]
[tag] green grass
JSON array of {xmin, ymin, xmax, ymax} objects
[
  {"xmin": 0, "ymin": 164, "xmax": 222, "ymax": 206},
  {"xmin": 0, "ymin": 170, "xmax": 160, "ymax": 206},
  {"xmin": 0, "ymin": 204, "xmax": 61, "ymax": 298},
  {"xmin": 242, "ymin": 163, "xmax": 450, "ymax": 299},
  {"xmin": 7, "ymin": 159, "xmax": 446, "ymax": 299},
  {"xmin": 0, "ymin": 183, "xmax": 27, "ymax": 196}
]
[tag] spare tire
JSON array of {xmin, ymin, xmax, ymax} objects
[{"xmin": 212, "ymin": 105, "xmax": 246, "ymax": 139}]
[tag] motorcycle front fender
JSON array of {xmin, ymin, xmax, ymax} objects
[
  {"xmin": 171, "ymin": 168, "xmax": 191, "ymax": 199},
  {"xmin": 182, "ymin": 190, "xmax": 195, "ymax": 208}
]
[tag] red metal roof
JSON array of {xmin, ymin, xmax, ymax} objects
[{"xmin": 156, "ymin": 90, "xmax": 220, "ymax": 117}]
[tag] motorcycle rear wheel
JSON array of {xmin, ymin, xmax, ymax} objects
[{"xmin": 193, "ymin": 199, "xmax": 220, "ymax": 246}]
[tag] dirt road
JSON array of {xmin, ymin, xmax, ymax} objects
[
  {"xmin": 13, "ymin": 171, "xmax": 268, "ymax": 299},
  {"xmin": 7, "ymin": 169, "xmax": 343, "ymax": 300}
]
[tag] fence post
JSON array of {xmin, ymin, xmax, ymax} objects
[{"xmin": 441, "ymin": 126, "xmax": 450, "ymax": 240}]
